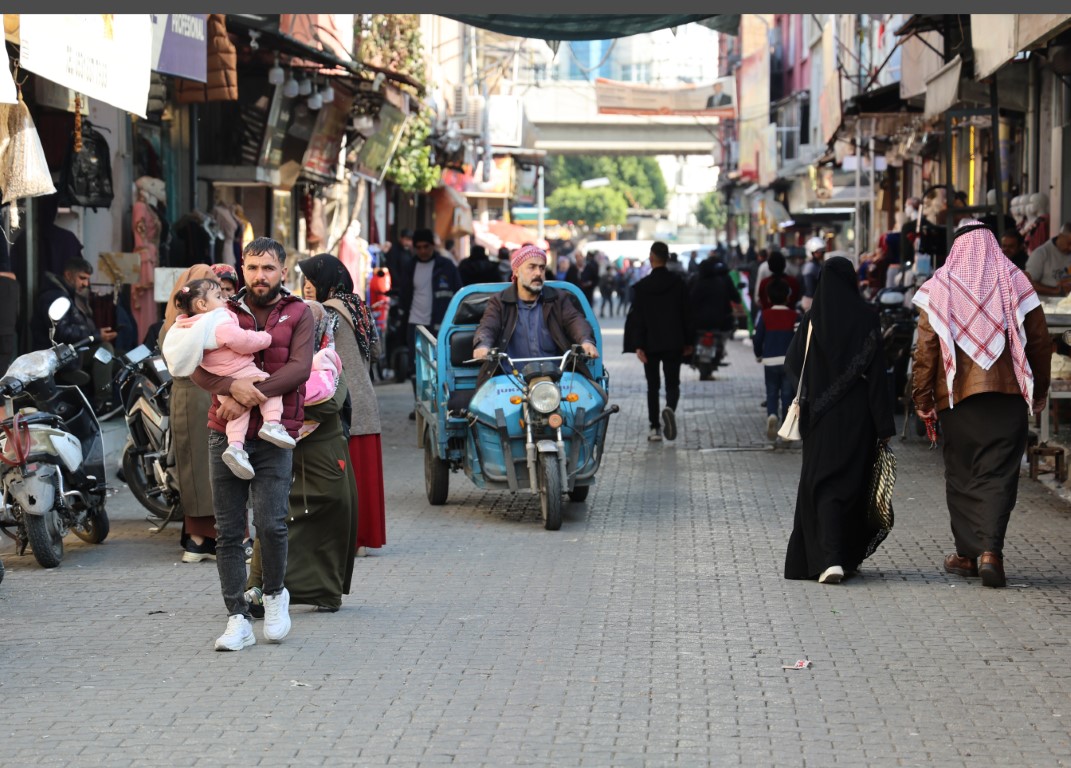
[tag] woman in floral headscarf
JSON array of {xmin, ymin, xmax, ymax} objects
[{"xmin": 298, "ymin": 253, "xmax": 386, "ymax": 554}]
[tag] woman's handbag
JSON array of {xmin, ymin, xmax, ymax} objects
[
  {"xmin": 867, "ymin": 441, "xmax": 896, "ymax": 531},
  {"xmin": 777, "ymin": 322, "xmax": 813, "ymax": 441},
  {"xmin": 863, "ymin": 440, "xmax": 896, "ymax": 558}
]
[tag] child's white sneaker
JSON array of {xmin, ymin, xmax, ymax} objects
[
  {"xmin": 222, "ymin": 445, "xmax": 255, "ymax": 479},
  {"xmin": 258, "ymin": 422, "xmax": 296, "ymax": 448}
]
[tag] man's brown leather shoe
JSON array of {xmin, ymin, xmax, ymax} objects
[
  {"xmin": 944, "ymin": 553, "xmax": 978, "ymax": 577},
  {"xmin": 978, "ymin": 551, "xmax": 1006, "ymax": 588}
]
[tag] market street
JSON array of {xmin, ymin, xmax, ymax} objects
[{"xmin": 2, "ymin": 314, "xmax": 1070, "ymax": 767}]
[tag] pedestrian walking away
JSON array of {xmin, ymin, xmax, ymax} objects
[
  {"xmin": 753, "ymin": 280, "xmax": 800, "ymax": 441},
  {"xmin": 623, "ymin": 241, "xmax": 694, "ymax": 442},
  {"xmin": 911, "ymin": 220, "xmax": 1050, "ymax": 588},
  {"xmin": 784, "ymin": 256, "xmax": 895, "ymax": 584},
  {"xmin": 191, "ymin": 237, "xmax": 314, "ymax": 650}
]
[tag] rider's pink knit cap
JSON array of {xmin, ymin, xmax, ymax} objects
[{"xmin": 510, "ymin": 245, "xmax": 547, "ymax": 277}]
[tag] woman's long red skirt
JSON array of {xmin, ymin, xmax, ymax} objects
[{"xmin": 349, "ymin": 433, "xmax": 386, "ymax": 549}]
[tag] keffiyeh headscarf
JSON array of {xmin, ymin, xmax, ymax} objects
[
  {"xmin": 298, "ymin": 253, "xmax": 376, "ymax": 361},
  {"xmin": 913, "ymin": 220, "xmax": 1040, "ymax": 408}
]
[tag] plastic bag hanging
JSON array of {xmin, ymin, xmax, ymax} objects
[{"xmin": 0, "ymin": 90, "xmax": 57, "ymax": 213}]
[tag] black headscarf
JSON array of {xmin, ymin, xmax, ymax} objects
[
  {"xmin": 786, "ymin": 256, "xmax": 881, "ymax": 427},
  {"xmin": 299, "ymin": 253, "xmax": 376, "ymax": 362}
]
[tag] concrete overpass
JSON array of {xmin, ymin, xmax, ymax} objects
[{"xmin": 519, "ymin": 82, "xmax": 723, "ymax": 155}]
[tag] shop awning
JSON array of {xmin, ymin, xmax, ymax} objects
[
  {"xmin": 473, "ymin": 219, "xmax": 548, "ymax": 251},
  {"xmin": 226, "ymin": 15, "xmax": 424, "ymax": 95},
  {"xmin": 442, "ymin": 14, "xmax": 727, "ymax": 41},
  {"xmin": 924, "ymin": 55, "xmax": 963, "ymax": 118}
]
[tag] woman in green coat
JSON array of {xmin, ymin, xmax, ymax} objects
[{"xmin": 246, "ymin": 302, "xmax": 358, "ymax": 612}]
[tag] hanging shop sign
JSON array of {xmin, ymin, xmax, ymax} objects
[
  {"xmin": 353, "ymin": 101, "xmax": 409, "ymax": 184},
  {"xmin": 19, "ymin": 14, "xmax": 151, "ymax": 118},
  {"xmin": 150, "ymin": 14, "xmax": 207, "ymax": 82},
  {"xmin": 302, "ymin": 85, "xmax": 356, "ymax": 182}
]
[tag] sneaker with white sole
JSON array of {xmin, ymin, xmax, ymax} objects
[
  {"xmin": 661, "ymin": 408, "xmax": 677, "ymax": 441},
  {"xmin": 222, "ymin": 445, "xmax": 255, "ymax": 479},
  {"xmin": 214, "ymin": 614, "xmax": 256, "ymax": 651},
  {"xmin": 262, "ymin": 587, "xmax": 291, "ymax": 642},
  {"xmin": 647, "ymin": 427, "xmax": 663, "ymax": 442},
  {"xmin": 766, "ymin": 414, "xmax": 779, "ymax": 441},
  {"xmin": 818, "ymin": 565, "xmax": 844, "ymax": 584},
  {"xmin": 258, "ymin": 422, "xmax": 296, "ymax": 449}
]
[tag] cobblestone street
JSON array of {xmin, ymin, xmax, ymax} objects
[{"xmin": 2, "ymin": 312, "xmax": 1070, "ymax": 767}]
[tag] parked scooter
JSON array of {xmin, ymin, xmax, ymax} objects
[
  {"xmin": 0, "ymin": 297, "xmax": 111, "ymax": 568},
  {"xmin": 115, "ymin": 343, "xmax": 178, "ymax": 527}
]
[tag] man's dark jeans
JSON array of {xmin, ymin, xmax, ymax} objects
[
  {"xmin": 643, "ymin": 350, "xmax": 682, "ymax": 428},
  {"xmin": 208, "ymin": 430, "xmax": 291, "ymax": 619}
]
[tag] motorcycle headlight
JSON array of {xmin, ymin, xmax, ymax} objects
[{"xmin": 528, "ymin": 380, "xmax": 561, "ymax": 414}]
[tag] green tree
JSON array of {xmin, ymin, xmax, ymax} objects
[
  {"xmin": 546, "ymin": 155, "xmax": 667, "ymax": 210},
  {"xmin": 547, "ymin": 184, "xmax": 629, "ymax": 227},
  {"xmin": 385, "ymin": 110, "xmax": 440, "ymax": 193},
  {"xmin": 695, "ymin": 190, "xmax": 727, "ymax": 232},
  {"xmin": 357, "ymin": 14, "xmax": 440, "ymax": 193}
]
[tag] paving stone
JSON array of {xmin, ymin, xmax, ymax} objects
[{"xmin": 2, "ymin": 316, "xmax": 1070, "ymax": 765}]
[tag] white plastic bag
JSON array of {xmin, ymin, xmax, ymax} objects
[{"xmin": 0, "ymin": 93, "xmax": 56, "ymax": 210}]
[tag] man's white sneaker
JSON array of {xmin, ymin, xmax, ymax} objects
[
  {"xmin": 647, "ymin": 427, "xmax": 663, "ymax": 442},
  {"xmin": 258, "ymin": 422, "xmax": 296, "ymax": 449},
  {"xmin": 214, "ymin": 614, "xmax": 256, "ymax": 651},
  {"xmin": 819, "ymin": 565, "xmax": 845, "ymax": 584},
  {"xmin": 222, "ymin": 445, "xmax": 255, "ymax": 479},
  {"xmin": 262, "ymin": 587, "xmax": 291, "ymax": 642},
  {"xmin": 766, "ymin": 414, "xmax": 779, "ymax": 441}
]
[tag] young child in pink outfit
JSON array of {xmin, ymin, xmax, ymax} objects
[{"xmin": 162, "ymin": 278, "xmax": 296, "ymax": 479}]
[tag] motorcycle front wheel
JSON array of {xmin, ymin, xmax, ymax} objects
[
  {"xmin": 539, "ymin": 456, "xmax": 563, "ymax": 531},
  {"xmin": 25, "ymin": 509, "xmax": 64, "ymax": 568},
  {"xmin": 72, "ymin": 505, "xmax": 109, "ymax": 544},
  {"xmin": 122, "ymin": 445, "xmax": 172, "ymax": 519}
]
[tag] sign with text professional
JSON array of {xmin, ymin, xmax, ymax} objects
[
  {"xmin": 19, "ymin": 14, "xmax": 152, "ymax": 118},
  {"xmin": 150, "ymin": 14, "xmax": 208, "ymax": 82}
]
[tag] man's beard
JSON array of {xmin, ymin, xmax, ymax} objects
[
  {"xmin": 520, "ymin": 276, "xmax": 544, "ymax": 294},
  {"xmin": 247, "ymin": 281, "xmax": 283, "ymax": 307}
]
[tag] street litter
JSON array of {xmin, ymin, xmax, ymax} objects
[
  {"xmin": 782, "ymin": 660, "xmax": 812, "ymax": 670},
  {"xmin": 290, "ymin": 680, "xmax": 309, "ymax": 687}
]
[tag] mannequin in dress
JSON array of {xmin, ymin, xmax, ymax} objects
[
  {"xmin": 1025, "ymin": 192, "xmax": 1051, "ymax": 253},
  {"xmin": 132, "ymin": 176, "xmax": 165, "ymax": 343},
  {"xmin": 211, "ymin": 198, "xmax": 239, "ymax": 267},
  {"xmin": 337, "ymin": 220, "xmax": 372, "ymax": 298}
]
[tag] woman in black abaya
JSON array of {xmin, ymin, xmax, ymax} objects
[{"xmin": 784, "ymin": 256, "xmax": 895, "ymax": 583}]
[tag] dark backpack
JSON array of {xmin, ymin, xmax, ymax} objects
[{"xmin": 58, "ymin": 121, "xmax": 114, "ymax": 211}]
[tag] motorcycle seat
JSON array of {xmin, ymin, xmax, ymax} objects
[{"xmin": 450, "ymin": 330, "xmax": 480, "ymax": 368}]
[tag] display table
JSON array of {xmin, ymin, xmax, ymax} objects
[{"xmin": 1039, "ymin": 300, "xmax": 1071, "ymax": 443}]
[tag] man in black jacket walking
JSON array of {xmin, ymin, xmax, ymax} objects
[{"xmin": 624, "ymin": 242, "xmax": 693, "ymax": 442}]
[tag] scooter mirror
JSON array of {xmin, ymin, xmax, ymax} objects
[
  {"xmin": 93, "ymin": 347, "xmax": 114, "ymax": 365},
  {"xmin": 48, "ymin": 297, "xmax": 72, "ymax": 323}
]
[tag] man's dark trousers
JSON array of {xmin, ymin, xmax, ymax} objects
[{"xmin": 643, "ymin": 351, "xmax": 682, "ymax": 428}]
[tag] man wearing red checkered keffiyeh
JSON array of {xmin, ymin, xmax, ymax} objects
[
  {"xmin": 913, "ymin": 220, "xmax": 1041, "ymax": 409},
  {"xmin": 911, "ymin": 219, "xmax": 1051, "ymax": 589}
]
